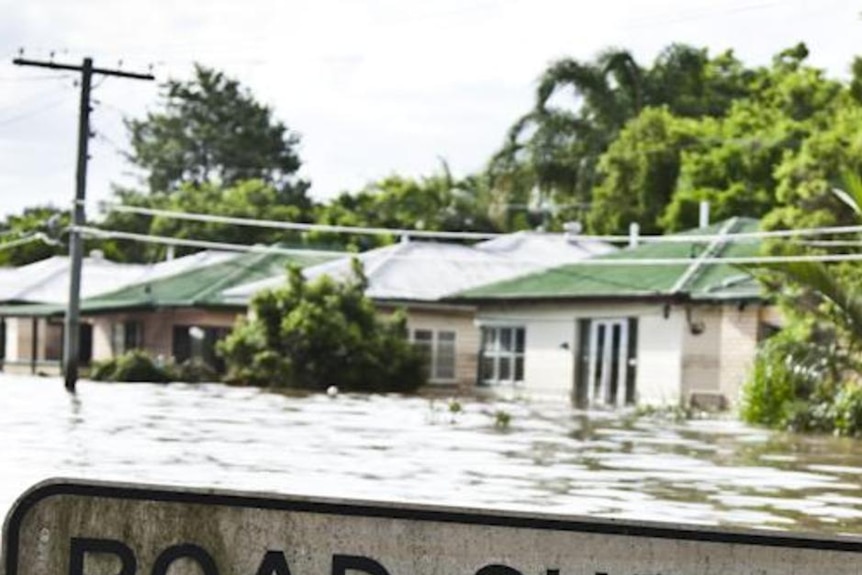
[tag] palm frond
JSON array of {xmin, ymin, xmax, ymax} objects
[
  {"xmin": 833, "ymin": 169, "xmax": 862, "ymax": 216},
  {"xmin": 759, "ymin": 260, "xmax": 862, "ymax": 341}
]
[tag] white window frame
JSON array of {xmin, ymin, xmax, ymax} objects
[
  {"xmin": 412, "ymin": 329, "xmax": 457, "ymax": 384},
  {"xmin": 479, "ymin": 325, "xmax": 525, "ymax": 386}
]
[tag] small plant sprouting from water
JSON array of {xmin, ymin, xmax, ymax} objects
[
  {"xmin": 448, "ymin": 398, "xmax": 463, "ymax": 423},
  {"xmin": 633, "ymin": 403, "xmax": 695, "ymax": 423},
  {"xmin": 493, "ymin": 409, "xmax": 512, "ymax": 430}
]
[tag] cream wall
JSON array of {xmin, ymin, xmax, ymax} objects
[
  {"xmin": 477, "ymin": 301, "xmax": 685, "ymax": 404},
  {"xmin": 476, "ymin": 301, "xmax": 777, "ymax": 407},
  {"xmin": 681, "ymin": 307, "xmax": 723, "ymax": 399},
  {"xmin": 378, "ymin": 303, "xmax": 479, "ymax": 390},
  {"xmin": 91, "ymin": 308, "xmax": 243, "ymax": 362},
  {"xmin": 717, "ymin": 304, "xmax": 763, "ymax": 406},
  {"xmin": 637, "ymin": 311, "xmax": 685, "ymax": 406},
  {"xmin": 2, "ymin": 317, "xmax": 63, "ymax": 374},
  {"xmin": 680, "ymin": 303, "xmax": 772, "ymax": 408}
]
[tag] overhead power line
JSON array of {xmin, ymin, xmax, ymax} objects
[
  {"xmin": 102, "ymin": 203, "xmax": 862, "ymax": 244},
  {"xmin": 75, "ymin": 226, "xmax": 345, "ymax": 257},
  {"xmin": 75, "ymin": 226, "xmax": 862, "ymax": 267},
  {"xmin": 101, "ymin": 203, "xmax": 503, "ymax": 240},
  {"xmin": 0, "ymin": 232, "xmax": 59, "ymax": 252}
]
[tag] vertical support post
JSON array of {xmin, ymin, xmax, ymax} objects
[
  {"xmin": 628, "ymin": 222, "xmax": 640, "ymax": 248},
  {"xmin": 63, "ymin": 57, "xmax": 93, "ymax": 393},
  {"xmin": 30, "ymin": 317, "xmax": 38, "ymax": 375},
  {"xmin": 14, "ymin": 56, "xmax": 153, "ymax": 391},
  {"xmin": 699, "ymin": 200, "xmax": 710, "ymax": 229}
]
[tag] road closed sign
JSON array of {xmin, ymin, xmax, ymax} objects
[{"xmin": 3, "ymin": 479, "xmax": 862, "ymax": 575}]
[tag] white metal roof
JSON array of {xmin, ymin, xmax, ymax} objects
[
  {"xmin": 223, "ymin": 233, "xmax": 616, "ymax": 304},
  {"xmin": 0, "ymin": 251, "xmax": 237, "ymax": 305},
  {"xmin": 476, "ymin": 231, "xmax": 615, "ymax": 262}
]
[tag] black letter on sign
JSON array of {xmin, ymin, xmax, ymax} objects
[
  {"xmin": 69, "ymin": 537, "xmax": 136, "ymax": 575},
  {"xmin": 331, "ymin": 554, "xmax": 390, "ymax": 575},
  {"xmin": 256, "ymin": 551, "xmax": 292, "ymax": 575},
  {"xmin": 151, "ymin": 544, "xmax": 219, "ymax": 575},
  {"xmin": 475, "ymin": 566, "xmax": 524, "ymax": 575}
]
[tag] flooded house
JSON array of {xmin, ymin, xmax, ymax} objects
[
  {"xmin": 222, "ymin": 233, "xmax": 614, "ymax": 390},
  {"xmin": 453, "ymin": 218, "xmax": 780, "ymax": 408},
  {"xmin": 0, "ymin": 252, "xmax": 151, "ymax": 373},
  {"xmin": 0, "ymin": 249, "xmax": 337, "ymax": 373}
]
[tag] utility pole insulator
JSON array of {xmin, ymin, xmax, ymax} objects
[{"xmin": 13, "ymin": 55, "xmax": 154, "ymax": 393}]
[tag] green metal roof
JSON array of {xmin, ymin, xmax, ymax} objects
[
  {"xmin": 455, "ymin": 218, "xmax": 765, "ymax": 302},
  {"xmin": 0, "ymin": 249, "xmax": 340, "ymax": 317}
]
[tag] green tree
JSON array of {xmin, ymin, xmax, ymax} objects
[
  {"xmin": 126, "ymin": 64, "xmax": 310, "ymax": 206},
  {"xmin": 0, "ymin": 206, "xmax": 69, "ymax": 266},
  {"xmin": 743, "ymin": 171, "xmax": 862, "ymax": 435},
  {"xmin": 312, "ymin": 167, "xmax": 499, "ymax": 249},
  {"xmin": 97, "ymin": 180, "xmax": 309, "ymax": 262},
  {"xmin": 489, "ymin": 44, "xmax": 756, "ymax": 230},
  {"xmin": 218, "ymin": 260, "xmax": 426, "ymax": 392},
  {"xmin": 590, "ymin": 43, "xmax": 848, "ymax": 234},
  {"xmin": 587, "ymin": 107, "xmax": 699, "ymax": 234}
]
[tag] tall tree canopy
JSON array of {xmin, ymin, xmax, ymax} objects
[
  {"xmin": 312, "ymin": 165, "xmax": 500, "ymax": 250},
  {"xmin": 126, "ymin": 64, "xmax": 309, "ymax": 205},
  {"xmin": 488, "ymin": 44, "xmax": 757, "ymax": 226},
  {"xmin": 98, "ymin": 181, "xmax": 308, "ymax": 262}
]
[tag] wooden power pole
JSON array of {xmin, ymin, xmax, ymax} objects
[{"xmin": 13, "ymin": 56, "xmax": 154, "ymax": 392}]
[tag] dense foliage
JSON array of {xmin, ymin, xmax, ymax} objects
[
  {"xmin": 90, "ymin": 64, "xmax": 314, "ymax": 262},
  {"xmin": 126, "ymin": 64, "xmax": 309, "ymax": 198},
  {"xmin": 89, "ymin": 350, "xmax": 219, "ymax": 383},
  {"xmin": 98, "ymin": 180, "xmax": 310, "ymax": 261},
  {"xmin": 742, "ymin": 173, "xmax": 862, "ymax": 436},
  {"xmin": 311, "ymin": 166, "xmax": 500, "ymax": 250},
  {"xmin": 0, "ymin": 206, "xmax": 69, "ymax": 266},
  {"xmin": 489, "ymin": 43, "xmax": 862, "ymax": 235},
  {"xmin": 218, "ymin": 261, "xmax": 426, "ymax": 392}
]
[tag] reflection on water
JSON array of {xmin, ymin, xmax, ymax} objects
[{"xmin": 2, "ymin": 374, "xmax": 862, "ymax": 535}]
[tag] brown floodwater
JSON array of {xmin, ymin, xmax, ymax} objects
[{"xmin": 2, "ymin": 373, "xmax": 862, "ymax": 536}]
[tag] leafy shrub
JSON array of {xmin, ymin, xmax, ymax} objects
[
  {"xmin": 740, "ymin": 328, "xmax": 824, "ymax": 426},
  {"xmin": 833, "ymin": 385, "xmax": 862, "ymax": 437},
  {"xmin": 172, "ymin": 360, "xmax": 220, "ymax": 383},
  {"xmin": 741, "ymin": 321, "xmax": 862, "ymax": 436},
  {"xmin": 219, "ymin": 260, "xmax": 426, "ymax": 392},
  {"xmin": 89, "ymin": 350, "xmax": 172, "ymax": 383},
  {"xmin": 89, "ymin": 351, "xmax": 222, "ymax": 384}
]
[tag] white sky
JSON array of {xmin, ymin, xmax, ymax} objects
[{"xmin": 0, "ymin": 0, "xmax": 859, "ymax": 219}]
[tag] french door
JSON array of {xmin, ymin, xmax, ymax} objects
[{"xmin": 585, "ymin": 318, "xmax": 633, "ymax": 407}]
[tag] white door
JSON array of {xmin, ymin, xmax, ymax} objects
[{"xmin": 586, "ymin": 319, "xmax": 629, "ymax": 407}]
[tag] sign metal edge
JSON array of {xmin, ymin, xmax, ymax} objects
[{"xmin": 4, "ymin": 477, "xmax": 862, "ymax": 575}]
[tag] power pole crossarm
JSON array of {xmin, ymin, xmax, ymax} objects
[
  {"xmin": 13, "ymin": 55, "xmax": 154, "ymax": 392},
  {"xmin": 12, "ymin": 58, "xmax": 155, "ymax": 80}
]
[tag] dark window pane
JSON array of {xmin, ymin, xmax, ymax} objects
[
  {"xmin": 514, "ymin": 357, "xmax": 524, "ymax": 382},
  {"xmin": 500, "ymin": 328, "xmax": 513, "ymax": 352},
  {"xmin": 481, "ymin": 356, "xmax": 496, "ymax": 382},
  {"xmin": 515, "ymin": 328, "xmax": 525, "ymax": 352},
  {"xmin": 499, "ymin": 357, "xmax": 511, "ymax": 381},
  {"xmin": 414, "ymin": 329, "xmax": 433, "ymax": 342}
]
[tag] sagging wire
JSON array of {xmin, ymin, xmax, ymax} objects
[
  {"xmin": 74, "ymin": 226, "xmax": 344, "ymax": 258},
  {"xmin": 100, "ymin": 202, "xmax": 862, "ymax": 245},
  {"xmin": 0, "ymin": 232, "xmax": 61, "ymax": 252},
  {"xmin": 72, "ymin": 226, "xmax": 862, "ymax": 267}
]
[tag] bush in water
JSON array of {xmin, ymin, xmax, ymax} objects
[
  {"xmin": 89, "ymin": 351, "xmax": 221, "ymax": 383},
  {"xmin": 741, "ymin": 323, "xmax": 862, "ymax": 436},
  {"xmin": 90, "ymin": 350, "xmax": 172, "ymax": 383},
  {"xmin": 218, "ymin": 260, "xmax": 427, "ymax": 392}
]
